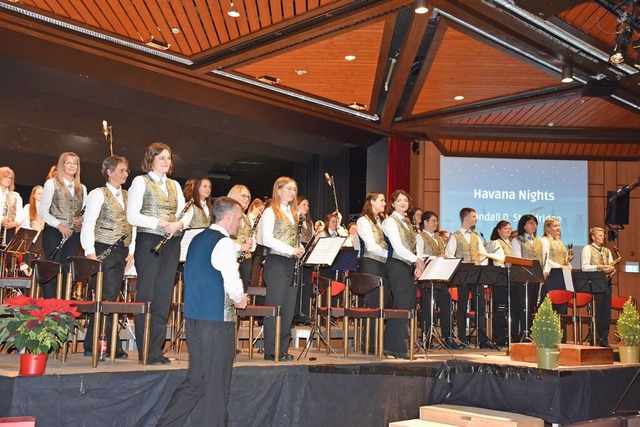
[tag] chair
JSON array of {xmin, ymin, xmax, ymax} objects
[
  {"xmin": 315, "ymin": 276, "xmax": 346, "ymax": 354},
  {"xmin": 236, "ymin": 286, "xmax": 282, "ymax": 362},
  {"xmin": 63, "ymin": 256, "xmax": 104, "ymax": 368},
  {"xmin": 101, "ymin": 300, "xmax": 151, "ymax": 364},
  {"xmin": 343, "ymin": 273, "xmax": 383, "ymax": 358},
  {"xmin": 31, "ymin": 259, "xmax": 65, "ymax": 299},
  {"xmin": 449, "ymin": 287, "xmax": 475, "ymax": 342},
  {"xmin": 548, "ymin": 289, "xmax": 574, "ymax": 342},
  {"xmin": 571, "ymin": 292, "xmax": 594, "ymax": 344},
  {"xmin": 169, "ymin": 270, "xmax": 185, "ymax": 353}
]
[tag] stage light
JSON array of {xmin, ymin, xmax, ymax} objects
[
  {"xmin": 561, "ymin": 65, "xmax": 574, "ymax": 83},
  {"xmin": 414, "ymin": 0, "xmax": 428, "ymax": 14}
]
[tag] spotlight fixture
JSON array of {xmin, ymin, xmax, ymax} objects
[
  {"xmin": 344, "ymin": 55, "xmax": 356, "ymax": 61},
  {"xmin": 414, "ymin": 0, "xmax": 428, "ymax": 14},
  {"xmin": 145, "ymin": 36, "xmax": 171, "ymax": 51},
  {"xmin": 454, "ymin": 95, "xmax": 465, "ymax": 101},
  {"xmin": 610, "ymin": 26, "xmax": 632, "ymax": 65},
  {"xmin": 227, "ymin": 1, "xmax": 240, "ymax": 18},
  {"xmin": 561, "ymin": 65, "xmax": 574, "ymax": 83},
  {"xmin": 348, "ymin": 102, "xmax": 366, "ymax": 110},
  {"xmin": 257, "ymin": 75, "xmax": 279, "ymax": 84}
]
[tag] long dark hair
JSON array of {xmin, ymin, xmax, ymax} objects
[
  {"xmin": 516, "ymin": 214, "xmax": 538, "ymax": 237},
  {"xmin": 490, "ymin": 220, "xmax": 511, "ymax": 240},
  {"xmin": 360, "ymin": 192, "xmax": 386, "ymax": 223}
]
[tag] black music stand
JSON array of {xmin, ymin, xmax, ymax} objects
[
  {"xmin": 501, "ymin": 256, "xmax": 533, "ymax": 355},
  {"xmin": 298, "ymin": 236, "xmax": 345, "ymax": 360},
  {"xmin": 1, "ymin": 228, "xmax": 39, "ymax": 277},
  {"xmin": 417, "ymin": 257, "xmax": 461, "ymax": 358},
  {"xmin": 509, "ymin": 260, "xmax": 544, "ymax": 342},
  {"xmin": 573, "ymin": 270, "xmax": 607, "ymax": 346}
]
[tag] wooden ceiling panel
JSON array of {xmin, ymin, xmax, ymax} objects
[
  {"xmin": 233, "ymin": 20, "xmax": 386, "ymax": 109},
  {"xmin": 411, "ymin": 26, "xmax": 561, "ymax": 116},
  {"xmin": 557, "ymin": 2, "xmax": 617, "ymax": 47}
]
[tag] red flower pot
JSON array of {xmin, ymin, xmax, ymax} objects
[{"xmin": 19, "ymin": 354, "xmax": 48, "ymax": 376}]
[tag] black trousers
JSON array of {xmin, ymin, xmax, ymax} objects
[
  {"xmin": 384, "ymin": 258, "xmax": 414, "ymax": 354},
  {"xmin": 84, "ymin": 242, "xmax": 128, "ymax": 351},
  {"xmin": 419, "ymin": 285, "xmax": 452, "ymax": 339},
  {"xmin": 41, "ymin": 225, "xmax": 81, "ymax": 298},
  {"xmin": 238, "ymin": 257, "xmax": 252, "ymax": 292},
  {"xmin": 359, "ymin": 257, "xmax": 389, "ymax": 350},
  {"xmin": 512, "ymin": 281, "xmax": 538, "ymax": 341},
  {"xmin": 157, "ymin": 318, "xmax": 235, "ymax": 427},
  {"xmin": 456, "ymin": 284, "xmax": 487, "ymax": 345},
  {"xmin": 595, "ymin": 282, "xmax": 612, "ymax": 345},
  {"xmin": 134, "ymin": 232, "xmax": 182, "ymax": 360},
  {"xmin": 263, "ymin": 254, "xmax": 297, "ymax": 358},
  {"xmin": 492, "ymin": 286, "xmax": 508, "ymax": 345}
]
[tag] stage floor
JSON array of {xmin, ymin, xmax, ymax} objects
[{"xmin": 1, "ymin": 341, "xmax": 639, "ymax": 427}]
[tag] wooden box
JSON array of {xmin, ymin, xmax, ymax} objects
[
  {"xmin": 510, "ymin": 342, "xmax": 613, "ymax": 366},
  {"xmin": 389, "ymin": 420, "xmax": 456, "ymax": 427},
  {"xmin": 419, "ymin": 404, "xmax": 544, "ymax": 427}
]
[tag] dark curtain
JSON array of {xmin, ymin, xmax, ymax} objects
[
  {"xmin": 387, "ymin": 137, "xmax": 411, "ymax": 197},
  {"xmin": 294, "ymin": 148, "xmax": 350, "ymax": 226}
]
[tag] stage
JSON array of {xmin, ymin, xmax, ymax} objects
[{"xmin": 0, "ymin": 343, "xmax": 639, "ymax": 427}]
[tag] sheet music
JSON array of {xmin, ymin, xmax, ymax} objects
[
  {"xmin": 305, "ymin": 236, "xmax": 345, "ymax": 266},
  {"xmin": 563, "ymin": 268, "xmax": 575, "ymax": 292},
  {"xmin": 180, "ymin": 227, "xmax": 207, "ymax": 262},
  {"xmin": 418, "ymin": 257, "xmax": 461, "ymax": 282}
]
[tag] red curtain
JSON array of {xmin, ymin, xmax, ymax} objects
[{"xmin": 387, "ymin": 137, "xmax": 411, "ymax": 197}]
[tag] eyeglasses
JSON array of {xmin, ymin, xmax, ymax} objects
[
  {"xmin": 281, "ymin": 186, "xmax": 297, "ymax": 192},
  {"xmin": 239, "ymin": 194, "xmax": 251, "ymax": 199},
  {"xmin": 156, "ymin": 156, "xmax": 172, "ymax": 161},
  {"xmin": 64, "ymin": 161, "xmax": 79, "ymax": 166},
  {"xmin": 117, "ymin": 168, "xmax": 130, "ymax": 174}
]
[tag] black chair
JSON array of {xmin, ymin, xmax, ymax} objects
[
  {"xmin": 236, "ymin": 286, "xmax": 282, "ymax": 362},
  {"xmin": 343, "ymin": 272, "xmax": 384, "ymax": 358},
  {"xmin": 31, "ymin": 259, "xmax": 64, "ymax": 299}
]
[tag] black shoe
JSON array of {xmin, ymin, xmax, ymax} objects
[
  {"xmin": 597, "ymin": 341, "xmax": 610, "ymax": 348},
  {"xmin": 264, "ymin": 353, "xmax": 295, "ymax": 361},
  {"xmin": 444, "ymin": 338, "xmax": 461, "ymax": 350},
  {"xmin": 146, "ymin": 356, "xmax": 171, "ymax": 365},
  {"xmin": 83, "ymin": 349, "xmax": 93, "ymax": 357},
  {"xmin": 383, "ymin": 350, "xmax": 410, "ymax": 360},
  {"xmin": 115, "ymin": 349, "xmax": 128, "ymax": 359}
]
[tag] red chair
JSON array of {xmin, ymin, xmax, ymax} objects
[
  {"xmin": 449, "ymin": 287, "xmax": 475, "ymax": 341},
  {"xmin": 316, "ymin": 276, "xmax": 346, "ymax": 354},
  {"xmin": 571, "ymin": 292, "xmax": 594, "ymax": 345},
  {"xmin": 549, "ymin": 290, "xmax": 573, "ymax": 342}
]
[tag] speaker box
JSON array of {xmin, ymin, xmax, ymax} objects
[{"xmin": 606, "ymin": 191, "xmax": 630, "ymax": 225}]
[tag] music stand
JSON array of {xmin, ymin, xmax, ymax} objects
[
  {"xmin": 502, "ymin": 256, "xmax": 533, "ymax": 355},
  {"xmin": 508, "ymin": 259, "xmax": 544, "ymax": 343},
  {"xmin": 298, "ymin": 236, "xmax": 345, "ymax": 360},
  {"xmin": 573, "ymin": 270, "xmax": 607, "ymax": 346},
  {"xmin": 1, "ymin": 228, "xmax": 39, "ymax": 277},
  {"xmin": 417, "ymin": 257, "xmax": 461, "ymax": 358}
]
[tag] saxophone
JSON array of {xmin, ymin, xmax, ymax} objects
[
  {"xmin": 607, "ymin": 246, "xmax": 621, "ymax": 280},
  {"xmin": 566, "ymin": 243, "xmax": 575, "ymax": 263}
]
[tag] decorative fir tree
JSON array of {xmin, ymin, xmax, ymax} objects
[
  {"xmin": 530, "ymin": 295, "xmax": 563, "ymax": 348},
  {"xmin": 616, "ymin": 297, "xmax": 640, "ymax": 346}
]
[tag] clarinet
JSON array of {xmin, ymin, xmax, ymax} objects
[
  {"xmin": 291, "ymin": 214, "xmax": 304, "ymax": 287},
  {"xmin": 0, "ymin": 202, "xmax": 8, "ymax": 248},
  {"xmin": 238, "ymin": 212, "xmax": 262, "ymax": 263},
  {"xmin": 150, "ymin": 199, "xmax": 194, "ymax": 257},
  {"xmin": 97, "ymin": 234, "xmax": 128, "ymax": 261},
  {"xmin": 50, "ymin": 205, "xmax": 86, "ymax": 258}
]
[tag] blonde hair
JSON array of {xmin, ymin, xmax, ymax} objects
[
  {"xmin": 271, "ymin": 177, "xmax": 298, "ymax": 221},
  {"xmin": 543, "ymin": 217, "xmax": 560, "ymax": 236},
  {"xmin": 29, "ymin": 185, "xmax": 43, "ymax": 222},
  {"xmin": 55, "ymin": 152, "xmax": 82, "ymax": 194},
  {"xmin": 0, "ymin": 167, "xmax": 15, "ymax": 191}
]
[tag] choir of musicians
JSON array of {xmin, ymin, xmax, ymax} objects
[{"xmin": 0, "ymin": 147, "xmax": 623, "ymax": 365}]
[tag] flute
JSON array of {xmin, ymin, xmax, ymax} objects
[{"xmin": 150, "ymin": 199, "xmax": 194, "ymax": 257}]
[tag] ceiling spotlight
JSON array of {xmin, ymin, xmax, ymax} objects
[
  {"xmin": 610, "ymin": 26, "xmax": 632, "ymax": 65},
  {"xmin": 635, "ymin": 54, "xmax": 640, "ymax": 70},
  {"xmin": 294, "ymin": 69, "xmax": 307, "ymax": 76},
  {"xmin": 561, "ymin": 65, "xmax": 574, "ymax": 83},
  {"xmin": 228, "ymin": 1, "xmax": 240, "ymax": 18},
  {"xmin": 454, "ymin": 95, "xmax": 464, "ymax": 101},
  {"xmin": 257, "ymin": 75, "xmax": 279, "ymax": 84},
  {"xmin": 348, "ymin": 102, "xmax": 366, "ymax": 110},
  {"xmin": 414, "ymin": 0, "xmax": 429, "ymax": 14},
  {"xmin": 344, "ymin": 55, "xmax": 356, "ymax": 61},
  {"xmin": 171, "ymin": 27, "xmax": 180, "ymax": 34}
]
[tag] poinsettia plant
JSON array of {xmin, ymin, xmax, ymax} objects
[{"xmin": 0, "ymin": 295, "xmax": 81, "ymax": 354}]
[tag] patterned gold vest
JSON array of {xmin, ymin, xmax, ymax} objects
[
  {"xmin": 137, "ymin": 175, "xmax": 178, "ymax": 236},
  {"xmin": 190, "ymin": 204, "xmax": 211, "ymax": 228},
  {"xmin": 269, "ymin": 213, "xmax": 297, "ymax": 258},
  {"xmin": 95, "ymin": 188, "xmax": 132, "ymax": 247},
  {"xmin": 1, "ymin": 191, "xmax": 17, "ymax": 221},
  {"xmin": 589, "ymin": 245, "xmax": 611, "ymax": 266},
  {"xmin": 300, "ymin": 222, "xmax": 313, "ymax": 245},
  {"xmin": 544, "ymin": 236, "xmax": 568, "ymax": 266},
  {"xmin": 420, "ymin": 230, "xmax": 445, "ymax": 257},
  {"xmin": 497, "ymin": 238, "xmax": 512, "ymax": 257},
  {"xmin": 362, "ymin": 216, "xmax": 387, "ymax": 263},
  {"xmin": 50, "ymin": 180, "xmax": 83, "ymax": 229},
  {"xmin": 452, "ymin": 230, "xmax": 480, "ymax": 263},
  {"xmin": 517, "ymin": 235, "xmax": 543, "ymax": 265},
  {"xmin": 388, "ymin": 215, "xmax": 416, "ymax": 265},
  {"xmin": 233, "ymin": 214, "xmax": 253, "ymax": 260}
]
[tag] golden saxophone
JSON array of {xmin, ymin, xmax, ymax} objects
[
  {"xmin": 566, "ymin": 243, "xmax": 575, "ymax": 263},
  {"xmin": 607, "ymin": 246, "xmax": 621, "ymax": 280}
]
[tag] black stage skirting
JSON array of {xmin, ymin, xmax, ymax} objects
[{"xmin": 0, "ymin": 361, "xmax": 639, "ymax": 426}]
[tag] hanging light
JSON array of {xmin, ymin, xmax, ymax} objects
[
  {"xmin": 610, "ymin": 26, "xmax": 632, "ymax": 64},
  {"xmin": 414, "ymin": 0, "xmax": 429, "ymax": 14},
  {"xmin": 561, "ymin": 65, "xmax": 574, "ymax": 83},
  {"xmin": 228, "ymin": 1, "xmax": 240, "ymax": 18}
]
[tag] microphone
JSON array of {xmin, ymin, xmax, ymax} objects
[
  {"xmin": 102, "ymin": 120, "xmax": 109, "ymax": 137},
  {"xmin": 324, "ymin": 172, "xmax": 332, "ymax": 187}
]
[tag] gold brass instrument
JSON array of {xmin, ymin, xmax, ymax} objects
[
  {"xmin": 566, "ymin": 243, "xmax": 575, "ymax": 263},
  {"xmin": 150, "ymin": 199, "xmax": 194, "ymax": 257},
  {"xmin": 97, "ymin": 234, "xmax": 128, "ymax": 261},
  {"xmin": 238, "ymin": 212, "xmax": 262, "ymax": 263},
  {"xmin": 50, "ymin": 205, "xmax": 86, "ymax": 259},
  {"xmin": 607, "ymin": 246, "xmax": 621, "ymax": 280},
  {"xmin": 291, "ymin": 214, "xmax": 304, "ymax": 287}
]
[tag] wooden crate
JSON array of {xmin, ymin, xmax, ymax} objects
[
  {"xmin": 420, "ymin": 405, "xmax": 543, "ymax": 427},
  {"xmin": 510, "ymin": 342, "xmax": 613, "ymax": 366},
  {"xmin": 389, "ymin": 420, "xmax": 456, "ymax": 427}
]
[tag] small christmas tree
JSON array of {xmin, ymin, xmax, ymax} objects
[
  {"xmin": 616, "ymin": 297, "xmax": 640, "ymax": 346},
  {"xmin": 530, "ymin": 295, "xmax": 563, "ymax": 348}
]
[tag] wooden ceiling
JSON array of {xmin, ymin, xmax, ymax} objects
[{"xmin": 0, "ymin": 0, "xmax": 639, "ymax": 189}]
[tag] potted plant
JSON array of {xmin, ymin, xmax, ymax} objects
[
  {"xmin": 530, "ymin": 295, "xmax": 563, "ymax": 369},
  {"xmin": 616, "ymin": 297, "xmax": 640, "ymax": 364},
  {"xmin": 0, "ymin": 295, "xmax": 80, "ymax": 376}
]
